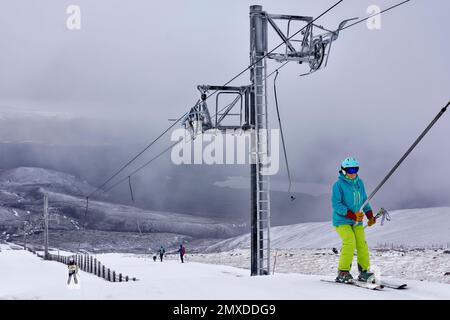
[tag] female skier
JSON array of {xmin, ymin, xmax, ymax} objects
[
  {"xmin": 332, "ymin": 157, "xmax": 377, "ymax": 283},
  {"xmin": 67, "ymin": 256, "xmax": 79, "ymax": 285}
]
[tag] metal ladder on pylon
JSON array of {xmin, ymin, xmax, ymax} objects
[{"xmin": 254, "ymin": 58, "xmax": 271, "ymax": 275}]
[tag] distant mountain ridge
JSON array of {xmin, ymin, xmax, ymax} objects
[
  {"xmin": 0, "ymin": 167, "xmax": 247, "ymax": 250},
  {"xmin": 0, "ymin": 167, "xmax": 96, "ymax": 197}
]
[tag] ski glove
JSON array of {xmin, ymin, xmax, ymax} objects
[
  {"xmin": 355, "ymin": 212, "xmax": 365, "ymax": 222},
  {"xmin": 345, "ymin": 210, "xmax": 364, "ymax": 222},
  {"xmin": 365, "ymin": 210, "xmax": 376, "ymax": 226},
  {"xmin": 367, "ymin": 217, "xmax": 376, "ymax": 226}
]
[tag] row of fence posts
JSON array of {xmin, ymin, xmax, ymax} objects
[
  {"xmin": 23, "ymin": 245, "xmax": 136, "ymax": 282},
  {"xmin": 51, "ymin": 253, "xmax": 136, "ymax": 282}
]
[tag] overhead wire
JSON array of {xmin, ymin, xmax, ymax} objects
[
  {"xmin": 85, "ymin": 0, "xmax": 344, "ymax": 202},
  {"xmin": 273, "ymin": 70, "xmax": 295, "ymax": 200},
  {"xmin": 95, "ymin": 61, "xmax": 294, "ymax": 197},
  {"xmin": 86, "ymin": 106, "xmax": 195, "ymax": 199},
  {"xmin": 262, "ymin": 0, "xmax": 413, "ymax": 199},
  {"xmin": 80, "ymin": 0, "xmax": 413, "ymax": 223},
  {"xmin": 203, "ymin": 0, "xmax": 344, "ymax": 101},
  {"xmin": 342, "ymin": 0, "xmax": 411, "ymax": 30}
]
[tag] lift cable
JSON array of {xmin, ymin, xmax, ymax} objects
[
  {"xmin": 358, "ymin": 101, "xmax": 449, "ymax": 213},
  {"xmin": 94, "ymin": 62, "xmax": 293, "ymax": 198},
  {"xmin": 103, "ymin": 140, "xmax": 181, "ymax": 194},
  {"xmin": 204, "ymin": 0, "xmax": 343, "ymax": 101},
  {"xmin": 267, "ymin": 0, "xmax": 412, "ymax": 200},
  {"xmin": 273, "ymin": 70, "xmax": 295, "ymax": 200},
  {"xmin": 342, "ymin": 0, "xmax": 411, "ymax": 30},
  {"xmin": 82, "ymin": 0, "xmax": 412, "ymax": 218},
  {"xmin": 84, "ymin": 1, "xmax": 344, "ymax": 203},
  {"xmin": 81, "ymin": 63, "xmax": 293, "ymax": 220},
  {"xmin": 86, "ymin": 105, "xmax": 196, "ymax": 199}
]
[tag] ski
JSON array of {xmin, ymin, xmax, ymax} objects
[
  {"xmin": 320, "ymin": 279, "xmax": 384, "ymax": 290},
  {"xmin": 380, "ymin": 281, "xmax": 407, "ymax": 289}
]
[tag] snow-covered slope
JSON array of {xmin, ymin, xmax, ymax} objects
[
  {"xmin": 41, "ymin": 191, "xmax": 245, "ymax": 238},
  {"xmin": 0, "ymin": 167, "xmax": 246, "ymax": 249},
  {"xmin": 0, "ymin": 167, "xmax": 96, "ymax": 197},
  {"xmin": 0, "ymin": 243, "xmax": 448, "ymax": 299},
  {"xmin": 206, "ymin": 207, "xmax": 450, "ymax": 252}
]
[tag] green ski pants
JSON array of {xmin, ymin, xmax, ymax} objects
[{"xmin": 335, "ymin": 224, "xmax": 370, "ymax": 272}]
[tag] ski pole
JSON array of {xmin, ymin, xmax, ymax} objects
[{"xmin": 361, "ymin": 101, "xmax": 449, "ymax": 225}]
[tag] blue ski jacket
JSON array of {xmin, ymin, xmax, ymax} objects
[{"xmin": 332, "ymin": 173, "xmax": 372, "ymax": 227}]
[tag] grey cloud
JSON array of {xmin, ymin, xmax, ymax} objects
[{"xmin": 0, "ymin": 0, "xmax": 449, "ymax": 224}]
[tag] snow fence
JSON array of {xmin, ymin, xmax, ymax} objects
[{"xmin": 25, "ymin": 246, "xmax": 137, "ymax": 282}]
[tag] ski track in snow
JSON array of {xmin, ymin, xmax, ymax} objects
[{"xmin": 0, "ymin": 243, "xmax": 449, "ymax": 300}]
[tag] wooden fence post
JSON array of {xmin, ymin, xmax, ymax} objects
[{"xmin": 40, "ymin": 253, "xmax": 135, "ymax": 283}]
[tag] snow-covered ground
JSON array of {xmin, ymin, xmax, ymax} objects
[
  {"xmin": 0, "ymin": 243, "xmax": 449, "ymax": 300},
  {"xmin": 189, "ymin": 248, "xmax": 450, "ymax": 284},
  {"xmin": 191, "ymin": 207, "xmax": 450, "ymax": 286}
]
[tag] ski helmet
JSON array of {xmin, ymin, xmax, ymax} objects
[{"xmin": 341, "ymin": 157, "xmax": 359, "ymax": 169}]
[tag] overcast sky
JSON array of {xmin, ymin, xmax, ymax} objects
[{"xmin": 0, "ymin": 0, "xmax": 449, "ymax": 220}]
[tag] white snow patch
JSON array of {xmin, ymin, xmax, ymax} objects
[{"xmin": 0, "ymin": 245, "xmax": 448, "ymax": 299}]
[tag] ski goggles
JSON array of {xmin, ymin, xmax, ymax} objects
[{"xmin": 343, "ymin": 167, "xmax": 359, "ymax": 174}]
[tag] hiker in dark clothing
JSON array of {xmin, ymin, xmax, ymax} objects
[
  {"xmin": 178, "ymin": 244, "xmax": 186, "ymax": 263},
  {"xmin": 158, "ymin": 246, "xmax": 166, "ymax": 262}
]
